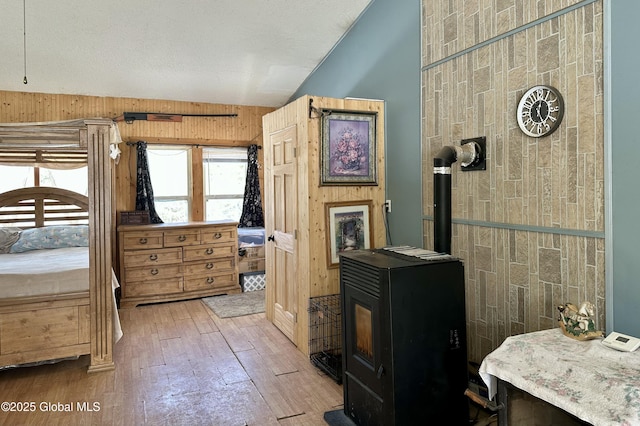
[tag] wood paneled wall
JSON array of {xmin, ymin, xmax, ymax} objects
[
  {"xmin": 0, "ymin": 90, "xmax": 275, "ymax": 216},
  {"xmin": 262, "ymin": 95, "xmax": 386, "ymax": 354}
]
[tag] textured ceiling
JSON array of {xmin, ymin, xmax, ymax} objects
[{"xmin": 0, "ymin": 0, "xmax": 372, "ymax": 107}]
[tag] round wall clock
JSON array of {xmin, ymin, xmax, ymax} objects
[{"xmin": 516, "ymin": 85, "xmax": 564, "ymax": 138}]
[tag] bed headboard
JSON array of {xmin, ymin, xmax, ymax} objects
[{"xmin": 0, "ymin": 187, "xmax": 89, "ymax": 228}]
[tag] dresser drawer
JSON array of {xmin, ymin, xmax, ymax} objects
[
  {"xmin": 183, "ymin": 244, "xmax": 235, "ymax": 261},
  {"xmin": 184, "ymin": 259, "xmax": 235, "ymax": 276},
  {"xmin": 122, "ymin": 231, "xmax": 164, "ymax": 250},
  {"xmin": 164, "ymin": 229, "xmax": 200, "ymax": 247},
  {"xmin": 201, "ymin": 227, "xmax": 236, "ymax": 244},
  {"xmin": 124, "ymin": 247, "xmax": 182, "ymax": 267},
  {"xmin": 124, "ymin": 264, "xmax": 182, "ymax": 281},
  {"xmin": 124, "ymin": 278, "xmax": 183, "ymax": 297},
  {"xmin": 184, "ymin": 272, "xmax": 236, "ymax": 291}
]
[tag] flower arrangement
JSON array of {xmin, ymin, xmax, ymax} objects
[{"xmin": 331, "ymin": 127, "xmax": 364, "ymax": 172}]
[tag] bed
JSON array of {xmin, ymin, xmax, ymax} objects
[{"xmin": 0, "ymin": 119, "xmax": 119, "ymax": 372}]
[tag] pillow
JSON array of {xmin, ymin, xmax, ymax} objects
[
  {"xmin": 9, "ymin": 225, "xmax": 89, "ymax": 253},
  {"xmin": 0, "ymin": 227, "xmax": 22, "ymax": 254}
]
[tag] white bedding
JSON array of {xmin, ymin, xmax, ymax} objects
[
  {"xmin": 0, "ymin": 246, "xmax": 123, "ymax": 343},
  {"xmin": 0, "ymin": 247, "xmax": 89, "ymax": 298}
]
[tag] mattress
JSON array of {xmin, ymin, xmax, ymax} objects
[
  {"xmin": 0, "ymin": 246, "xmax": 123, "ymax": 343},
  {"xmin": 0, "ymin": 247, "xmax": 90, "ymax": 298}
]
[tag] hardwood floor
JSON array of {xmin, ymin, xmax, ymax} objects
[{"xmin": 0, "ymin": 299, "xmax": 343, "ymax": 425}]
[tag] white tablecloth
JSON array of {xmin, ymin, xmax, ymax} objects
[{"xmin": 479, "ymin": 328, "xmax": 640, "ymax": 426}]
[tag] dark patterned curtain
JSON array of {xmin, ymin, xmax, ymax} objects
[
  {"xmin": 238, "ymin": 144, "xmax": 264, "ymax": 228},
  {"xmin": 135, "ymin": 141, "xmax": 164, "ymax": 224}
]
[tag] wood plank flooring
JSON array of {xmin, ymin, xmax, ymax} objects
[{"xmin": 0, "ymin": 299, "xmax": 343, "ymax": 425}]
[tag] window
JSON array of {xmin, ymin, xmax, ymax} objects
[
  {"xmin": 0, "ymin": 164, "xmax": 88, "ymax": 194},
  {"xmin": 203, "ymin": 147, "xmax": 247, "ymax": 221},
  {"xmin": 143, "ymin": 145, "xmax": 248, "ymax": 223},
  {"xmin": 0, "ymin": 163, "xmax": 89, "ymax": 226},
  {"xmin": 146, "ymin": 146, "xmax": 191, "ymax": 223}
]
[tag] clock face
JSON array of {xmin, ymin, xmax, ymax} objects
[{"xmin": 516, "ymin": 85, "xmax": 564, "ymax": 137}]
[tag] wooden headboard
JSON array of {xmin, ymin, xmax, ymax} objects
[{"xmin": 0, "ymin": 187, "xmax": 89, "ymax": 228}]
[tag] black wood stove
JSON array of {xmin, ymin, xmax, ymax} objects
[{"xmin": 335, "ymin": 246, "xmax": 469, "ymax": 425}]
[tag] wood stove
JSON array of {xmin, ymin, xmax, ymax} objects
[{"xmin": 338, "ymin": 246, "xmax": 468, "ymax": 425}]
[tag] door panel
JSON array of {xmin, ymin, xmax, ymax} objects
[{"xmin": 266, "ymin": 126, "xmax": 297, "ymax": 344}]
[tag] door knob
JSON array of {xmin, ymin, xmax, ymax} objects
[{"xmin": 268, "ymin": 235, "xmax": 275, "ymax": 242}]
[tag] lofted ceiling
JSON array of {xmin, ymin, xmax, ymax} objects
[{"xmin": 0, "ymin": 0, "xmax": 372, "ymax": 108}]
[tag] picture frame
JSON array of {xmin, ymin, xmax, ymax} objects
[
  {"xmin": 320, "ymin": 111, "xmax": 377, "ymax": 185},
  {"xmin": 325, "ymin": 200, "xmax": 373, "ymax": 268}
]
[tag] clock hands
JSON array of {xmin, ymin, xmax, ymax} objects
[{"xmin": 534, "ymin": 102, "xmax": 542, "ymax": 122}]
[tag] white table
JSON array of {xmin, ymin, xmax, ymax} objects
[{"xmin": 479, "ymin": 328, "xmax": 640, "ymax": 426}]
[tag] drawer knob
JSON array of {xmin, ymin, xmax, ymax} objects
[
  {"xmin": 206, "ymin": 262, "xmax": 214, "ymax": 269},
  {"xmin": 214, "ymin": 232, "xmax": 222, "ymax": 239},
  {"xmin": 139, "ymin": 238, "xmax": 148, "ymax": 244},
  {"xmin": 178, "ymin": 235, "xmax": 187, "ymax": 242},
  {"xmin": 150, "ymin": 268, "xmax": 159, "ymax": 275},
  {"xmin": 149, "ymin": 254, "xmax": 158, "ymax": 261},
  {"xmin": 205, "ymin": 248, "xmax": 214, "ymax": 255},
  {"xmin": 206, "ymin": 277, "xmax": 214, "ymax": 284}
]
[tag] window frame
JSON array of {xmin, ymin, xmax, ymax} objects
[{"xmin": 142, "ymin": 144, "xmax": 250, "ymax": 223}]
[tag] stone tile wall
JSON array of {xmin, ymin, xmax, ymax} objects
[{"xmin": 421, "ymin": 0, "xmax": 604, "ymax": 362}]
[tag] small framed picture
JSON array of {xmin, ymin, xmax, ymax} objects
[
  {"xmin": 320, "ymin": 111, "xmax": 377, "ymax": 185},
  {"xmin": 325, "ymin": 200, "xmax": 373, "ymax": 267}
]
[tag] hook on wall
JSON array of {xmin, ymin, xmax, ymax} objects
[
  {"xmin": 308, "ymin": 98, "xmax": 332, "ymax": 119},
  {"xmin": 309, "ymin": 98, "xmax": 320, "ymax": 119}
]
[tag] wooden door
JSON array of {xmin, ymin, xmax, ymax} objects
[{"xmin": 265, "ymin": 126, "xmax": 298, "ymax": 344}]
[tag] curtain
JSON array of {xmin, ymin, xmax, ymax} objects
[
  {"xmin": 238, "ymin": 144, "xmax": 264, "ymax": 228},
  {"xmin": 135, "ymin": 141, "xmax": 163, "ymax": 224}
]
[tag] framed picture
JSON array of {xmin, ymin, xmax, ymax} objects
[
  {"xmin": 326, "ymin": 200, "xmax": 373, "ymax": 267},
  {"xmin": 321, "ymin": 111, "xmax": 377, "ymax": 185}
]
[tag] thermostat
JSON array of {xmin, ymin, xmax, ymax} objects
[{"xmin": 601, "ymin": 331, "xmax": 640, "ymax": 352}]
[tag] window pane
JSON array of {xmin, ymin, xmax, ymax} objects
[
  {"xmin": 0, "ymin": 165, "xmax": 88, "ymax": 195},
  {"xmin": 203, "ymin": 147, "xmax": 247, "ymax": 222},
  {"xmin": 40, "ymin": 167, "xmax": 88, "ymax": 195},
  {"xmin": 0, "ymin": 165, "xmax": 34, "ymax": 192},
  {"xmin": 205, "ymin": 162, "xmax": 247, "ymax": 195},
  {"xmin": 155, "ymin": 200, "xmax": 189, "ymax": 223},
  {"xmin": 148, "ymin": 148, "xmax": 189, "ymax": 197},
  {"xmin": 206, "ymin": 199, "xmax": 243, "ymax": 222},
  {"xmin": 147, "ymin": 147, "xmax": 190, "ymax": 222}
]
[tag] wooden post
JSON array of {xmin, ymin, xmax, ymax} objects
[{"xmin": 86, "ymin": 120, "xmax": 115, "ymax": 372}]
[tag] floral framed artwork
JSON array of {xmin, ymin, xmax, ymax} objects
[
  {"xmin": 325, "ymin": 200, "xmax": 373, "ymax": 267},
  {"xmin": 320, "ymin": 111, "xmax": 377, "ymax": 185}
]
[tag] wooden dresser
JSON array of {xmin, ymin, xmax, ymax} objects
[{"xmin": 117, "ymin": 221, "xmax": 241, "ymax": 307}]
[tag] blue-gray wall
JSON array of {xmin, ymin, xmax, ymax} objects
[
  {"xmin": 290, "ymin": 0, "xmax": 422, "ymax": 248},
  {"xmin": 608, "ymin": 0, "xmax": 640, "ymax": 336}
]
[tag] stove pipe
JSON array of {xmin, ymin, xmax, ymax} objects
[{"xmin": 433, "ymin": 143, "xmax": 479, "ymax": 254}]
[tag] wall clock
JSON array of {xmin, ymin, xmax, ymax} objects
[{"xmin": 516, "ymin": 85, "xmax": 564, "ymax": 138}]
